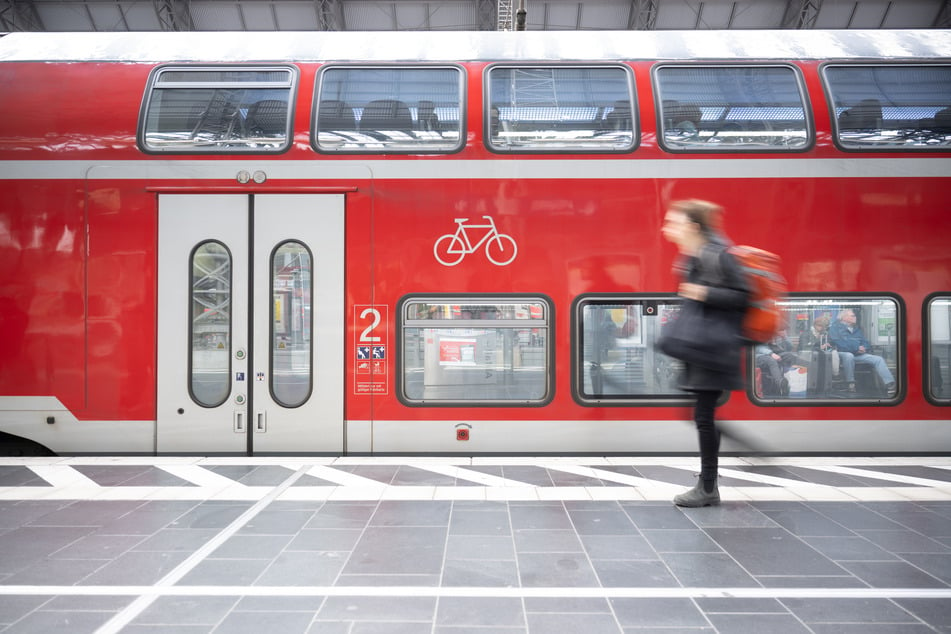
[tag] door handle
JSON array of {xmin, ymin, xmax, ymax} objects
[
  {"xmin": 255, "ymin": 411, "xmax": 267, "ymax": 433},
  {"xmin": 234, "ymin": 411, "xmax": 245, "ymax": 432}
]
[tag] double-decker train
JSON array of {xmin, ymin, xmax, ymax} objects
[{"xmin": 1, "ymin": 29, "xmax": 949, "ymax": 455}]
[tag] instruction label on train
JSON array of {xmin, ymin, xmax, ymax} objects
[{"xmin": 354, "ymin": 304, "xmax": 388, "ymax": 395}]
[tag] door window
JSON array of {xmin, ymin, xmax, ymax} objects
[
  {"xmin": 190, "ymin": 241, "xmax": 232, "ymax": 407},
  {"xmin": 271, "ymin": 241, "xmax": 313, "ymax": 407}
]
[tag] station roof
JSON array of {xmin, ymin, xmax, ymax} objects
[{"xmin": 1, "ymin": 0, "xmax": 950, "ymax": 33}]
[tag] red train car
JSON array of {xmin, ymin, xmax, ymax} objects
[{"xmin": 1, "ymin": 30, "xmax": 949, "ymax": 455}]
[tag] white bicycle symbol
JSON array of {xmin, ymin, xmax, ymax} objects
[{"xmin": 433, "ymin": 216, "xmax": 518, "ymax": 266}]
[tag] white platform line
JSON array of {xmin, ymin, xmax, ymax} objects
[
  {"xmin": 411, "ymin": 463, "xmax": 535, "ymax": 488},
  {"xmin": 27, "ymin": 465, "xmax": 100, "ymax": 488},
  {"xmin": 305, "ymin": 465, "xmax": 388, "ymax": 489},
  {"xmin": 803, "ymin": 464, "xmax": 951, "ymax": 489},
  {"xmin": 1, "ymin": 585, "xmax": 949, "ymax": 600},
  {"xmin": 155, "ymin": 465, "xmax": 252, "ymax": 490}
]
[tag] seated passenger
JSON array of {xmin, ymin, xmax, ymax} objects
[
  {"xmin": 797, "ymin": 314, "xmax": 833, "ymax": 353},
  {"xmin": 829, "ymin": 308, "xmax": 896, "ymax": 396},
  {"xmin": 755, "ymin": 327, "xmax": 806, "ymax": 396}
]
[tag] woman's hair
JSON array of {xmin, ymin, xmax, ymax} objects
[
  {"xmin": 814, "ymin": 314, "xmax": 831, "ymax": 329},
  {"xmin": 669, "ymin": 199, "xmax": 723, "ymax": 238}
]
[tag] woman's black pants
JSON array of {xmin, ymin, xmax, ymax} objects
[{"xmin": 694, "ymin": 390, "xmax": 723, "ymax": 484}]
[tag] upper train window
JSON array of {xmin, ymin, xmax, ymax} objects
[
  {"xmin": 925, "ymin": 294, "xmax": 951, "ymax": 405},
  {"xmin": 314, "ymin": 66, "xmax": 463, "ymax": 153},
  {"xmin": 752, "ymin": 295, "xmax": 902, "ymax": 405},
  {"xmin": 654, "ymin": 65, "xmax": 810, "ymax": 152},
  {"xmin": 486, "ymin": 66, "xmax": 636, "ymax": 153},
  {"xmin": 140, "ymin": 66, "xmax": 296, "ymax": 153},
  {"xmin": 824, "ymin": 65, "xmax": 951, "ymax": 151}
]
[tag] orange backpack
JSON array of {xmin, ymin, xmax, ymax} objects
[{"xmin": 729, "ymin": 245, "xmax": 787, "ymax": 344}]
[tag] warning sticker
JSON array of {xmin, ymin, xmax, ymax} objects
[{"xmin": 354, "ymin": 305, "xmax": 388, "ymax": 395}]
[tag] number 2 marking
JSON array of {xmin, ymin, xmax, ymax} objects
[{"xmin": 359, "ymin": 308, "xmax": 381, "ymax": 342}]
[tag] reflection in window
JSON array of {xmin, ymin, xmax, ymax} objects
[
  {"xmin": 655, "ymin": 65, "xmax": 809, "ymax": 151},
  {"xmin": 578, "ymin": 299, "xmax": 686, "ymax": 402},
  {"xmin": 927, "ymin": 296, "xmax": 951, "ymax": 402},
  {"xmin": 315, "ymin": 67, "xmax": 463, "ymax": 152},
  {"xmin": 190, "ymin": 241, "xmax": 231, "ymax": 407},
  {"xmin": 271, "ymin": 242, "xmax": 312, "ymax": 407},
  {"xmin": 142, "ymin": 67, "xmax": 295, "ymax": 152},
  {"xmin": 754, "ymin": 297, "xmax": 900, "ymax": 402},
  {"xmin": 825, "ymin": 65, "xmax": 951, "ymax": 149},
  {"xmin": 487, "ymin": 66, "xmax": 635, "ymax": 152},
  {"xmin": 401, "ymin": 299, "xmax": 550, "ymax": 404}
]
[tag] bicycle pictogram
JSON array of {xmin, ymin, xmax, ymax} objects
[{"xmin": 433, "ymin": 216, "xmax": 518, "ymax": 266}]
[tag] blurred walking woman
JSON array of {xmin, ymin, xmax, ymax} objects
[{"xmin": 659, "ymin": 200, "xmax": 749, "ymax": 507}]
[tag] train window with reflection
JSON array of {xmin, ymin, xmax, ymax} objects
[
  {"xmin": 574, "ymin": 296, "xmax": 702, "ymax": 405},
  {"xmin": 486, "ymin": 65, "xmax": 636, "ymax": 153},
  {"xmin": 190, "ymin": 241, "xmax": 232, "ymax": 408},
  {"xmin": 398, "ymin": 297, "xmax": 552, "ymax": 405},
  {"xmin": 654, "ymin": 65, "xmax": 810, "ymax": 152},
  {"xmin": 140, "ymin": 66, "xmax": 296, "ymax": 153},
  {"xmin": 270, "ymin": 241, "xmax": 312, "ymax": 408},
  {"xmin": 314, "ymin": 66, "xmax": 463, "ymax": 153},
  {"xmin": 925, "ymin": 294, "xmax": 951, "ymax": 404},
  {"xmin": 824, "ymin": 65, "xmax": 951, "ymax": 150},
  {"xmin": 751, "ymin": 295, "xmax": 902, "ymax": 404}
]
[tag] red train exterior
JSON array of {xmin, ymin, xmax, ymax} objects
[{"xmin": 1, "ymin": 30, "xmax": 949, "ymax": 455}]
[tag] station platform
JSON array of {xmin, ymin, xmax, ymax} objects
[{"xmin": 1, "ymin": 455, "xmax": 950, "ymax": 633}]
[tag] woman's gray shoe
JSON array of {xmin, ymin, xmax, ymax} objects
[{"xmin": 673, "ymin": 478, "xmax": 720, "ymax": 507}]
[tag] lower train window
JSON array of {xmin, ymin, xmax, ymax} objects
[
  {"xmin": 140, "ymin": 66, "xmax": 296, "ymax": 153},
  {"xmin": 314, "ymin": 66, "xmax": 463, "ymax": 153},
  {"xmin": 486, "ymin": 65, "xmax": 636, "ymax": 153},
  {"xmin": 574, "ymin": 296, "xmax": 698, "ymax": 405},
  {"xmin": 398, "ymin": 296, "xmax": 552, "ymax": 405},
  {"xmin": 824, "ymin": 64, "xmax": 951, "ymax": 151},
  {"xmin": 752, "ymin": 295, "xmax": 903, "ymax": 404},
  {"xmin": 654, "ymin": 65, "xmax": 811, "ymax": 152},
  {"xmin": 925, "ymin": 293, "xmax": 951, "ymax": 405}
]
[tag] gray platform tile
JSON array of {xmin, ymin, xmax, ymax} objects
[
  {"xmin": 2, "ymin": 609, "xmax": 117, "ymax": 634},
  {"xmin": 72, "ymin": 465, "xmax": 196, "ymax": 487},
  {"xmin": 527, "ymin": 612, "xmax": 620, "ymax": 633},
  {"xmin": 466, "ymin": 465, "xmax": 552, "ymax": 487},
  {"xmin": 436, "ymin": 596, "xmax": 524, "ymax": 627},
  {"xmin": 122, "ymin": 625, "xmax": 213, "ymax": 633},
  {"xmin": 28, "ymin": 499, "xmax": 144, "ymax": 527},
  {"xmin": 286, "ymin": 528, "xmax": 362, "ymax": 551},
  {"xmin": 349, "ymin": 623, "xmax": 434, "ymax": 634},
  {"xmin": 780, "ymin": 597, "xmax": 919, "ymax": 624},
  {"xmin": 318, "ymin": 596, "xmax": 437, "ymax": 621},
  {"xmin": 894, "ymin": 597, "xmax": 951, "ymax": 630},
  {"xmin": 759, "ymin": 507, "xmax": 856, "ymax": 537},
  {"xmin": 235, "ymin": 595, "xmax": 327, "ymax": 611},
  {"xmin": 633, "ymin": 465, "xmax": 772, "ymax": 488},
  {"xmin": 212, "ymin": 610, "xmax": 315, "ymax": 634},
  {"xmin": 780, "ymin": 466, "xmax": 919, "ymax": 488},
  {"xmin": 445, "ymin": 534, "xmax": 516, "ymax": 560},
  {"xmin": 344, "ymin": 526, "xmax": 448, "ymax": 575},
  {"xmin": 371, "ymin": 500, "xmax": 451, "ymax": 527},
  {"xmin": 705, "ymin": 612, "xmax": 812, "ymax": 633},
  {"xmin": 0, "ymin": 525, "xmax": 98, "ymax": 573},
  {"xmin": 609, "ymin": 597, "xmax": 707, "ymax": 628},
  {"xmin": 514, "ymin": 529, "xmax": 583, "ymax": 553},
  {"xmin": 756, "ymin": 575, "xmax": 868, "ymax": 588},
  {"xmin": 0, "ymin": 465, "xmax": 51, "ymax": 486},
  {"xmin": 2, "ymin": 555, "xmax": 106, "ymax": 585},
  {"xmin": 620, "ymin": 503, "xmax": 700, "ymax": 530},
  {"xmin": 863, "ymin": 505, "xmax": 951, "ymax": 539},
  {"xmin": 240, "ymin": 508, "xmax": 316, "ymax": 535},
  {"xmin": 800, "ymin": 535, "xmax": 899, "ymax": 561},
  {"xmin": 79, "ymin": 549, "xmax": 191, "ymax": 585},
  {"xmin": 808, "ymin": 626, "xmax": 936, "ymax": 634},
  {"xmin": 661, "ymin": 552, "xmax": 761, "ymax": 587},
  {"xmin": 390, "ymin": 466, "xmax": 459, "ymax": 486},
  {"xmin": 509, "ymin": 503, "xmax": 574, "ymax": 530},
  {"xmin": 919, "ymin": 501, "xmax": 951, "ymax": 520},
  {"xmin": 0, "ymin": 595, "xmax": 50, "ymax": 625},
  {"xmin": 176, "ymin": 557, "xmax": 275, "ymax": 586},
  {"xmin": 523, "ymin": 597, "xmax": 613, "ymax": 613},
  {"xmin": 450, "ymin": 508, "xmax": 510, "ymax": 536},
  {"xmin": 441, "ymin": 558, "xmax": 519, "ymax": 586},
  {"xmin": 305, "ymin": 501, "xmax": 377, "ymax": 529},
  {"xmin": 133, "ymin": 595, "xmax": 240, "ymax": 625},
  {"xmin": 171, "ymin": 502, "xmax": 253, "ymax": 529},
  {"xmin": 838, "ymin": 560, "xmax": 951, "ymax": 588},
  {"xmin": 640, "ymin": 528, "xmax": 723, "ymax": 553},
  {"xmin": 210, "ymin": 534, "xmax": 294, "ymax": 559},
  {"xmin": 680, "ymin": 504, "xmax": 777, "ymax": 529},
  {"xmin": 0, "ymin": 500, "xmax": 65, "ymax": 529},
  {"xmin": 98, "ymin": 501, "xmax": 199, "ymax": 535},
  {"xmin": 857, "ymin": 529, "xmax": 950, "ymax": 554},
  {"xmin": 38, "ymin": 595, "xmax": 131, "ymax": 611},
  {"xmin": 900, "ymin": 552, "xmax": 951, "ymax": 585},
  {"xmin": 132, "ymin": 527, "xmax": 219, "ymax": 552},
  {"xmin": 693, "ymin": 597, "xmax": 787, "ymax": 613},
  {"xmin": 566, "ymin": 508, "xmax": 637, "ymax": 535},
  {"xmin": 256, "ymin": 551, "xmax": 348, "ymax": 586},
  {"xmin": 50, "ymin": 532, "xmax": 145, "ymax": 559},
  {"xmin": 580, "ymin": 533, "xmax": 656, "ymax": 560},
  {"xmin": 516, "ymin": 552, "xmax": 601, "ymax": 587},
  {"xmin": 305, "ymin": 623, "xmax": 351, "ymax": 634},
  {"xmin": 546, "ymin": 468, "xmax": 616, "ymax": 488},
  {"xmin": 334, "ymin": 464, "xmax": 400, "ymax": 484},
  {"xmin": 853, "ymin": 465, "xmax": 951, "ymax": 482},
  {"xmin": 592, "ymin": 559, "xmax": 680, "ymax": 588},
  {"xmin": 807, "ymin": 502, "xmax": 906, "ymax": 530},
  {"xmin": 704, "ymin": 527, "xmax": 847, "ymax": 576},
  {"xmin": 334, "ymin": 573, "xmax": 441, "ymax": 587}
]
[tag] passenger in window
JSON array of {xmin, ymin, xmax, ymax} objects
[
  {"xmin": 755, "ymin": 328, "xmax": 807, "ymax": 396},
  {"xmin": 829, "ymin": 309, "xmax": 896, "ymax": 396},
  {"xmin": 660, "ymin": 199, "xmax": 749, "ymax": 508},
  {"xmin": 797, "ymin": 315, "xmax": 833, "ymax": 353}
]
